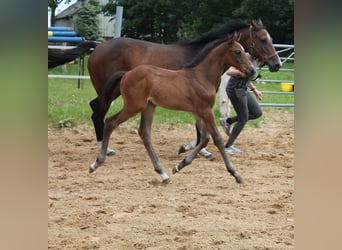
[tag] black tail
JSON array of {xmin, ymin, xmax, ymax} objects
[
  {"xmin": 48, "ymin": 41, "xmax": 98, "ymax": 69},
  {"xmin": 103, "ymin": 71, "xmax": 126, "ymax": 107}
]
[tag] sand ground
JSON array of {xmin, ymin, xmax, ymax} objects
[{"xmin": 48, "ymin": 112, "xmax": 294, "ymax": 249}]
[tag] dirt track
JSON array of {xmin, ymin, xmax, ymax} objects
[{"xmin": 48, "ymin": 112, "xmax": 294, "ymax": 249}]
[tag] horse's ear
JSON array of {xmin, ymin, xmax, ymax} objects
[
  {"xmin": 231, "ymin": 32, "xmax": 240, "ymax": 41},
  {"xmin": 227, "ymin": 34, "xmax": 233, "ymax": 46},
  {"xmin": 251, "ymin": 18, "xmax": 263, "ymax": 29},
  {"xmin": 236, "ymin": 32, "xmax": 241, "ymax": 42},
  {"xmin": 227, "ymin": 33, "xmax": 238, "ymax": 46}
]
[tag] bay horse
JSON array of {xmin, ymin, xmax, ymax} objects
[
  {"xmin": 89, "ymin": 34, "xmax": 256, "ymax": 184},
  {"xmin": 48, "ymin": 19, "xmax": 281, "ymax": 157}
]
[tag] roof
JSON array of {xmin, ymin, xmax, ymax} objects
[{"xmin": 56, "ymin": 1, "xmax": 87, "ymax": 19}]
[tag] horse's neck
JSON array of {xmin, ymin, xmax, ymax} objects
[
  {"xmin": 238, "ymin": 28, "xmax": 252, "ymax": 55},
  {"xmin": 194, "ymin": 43, "xmax": 228, "ymax": 84}
]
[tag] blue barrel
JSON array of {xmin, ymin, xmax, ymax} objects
[
  {"xmin": 50, "ymin": 31, "xmax": 77, "ymax": 37},
  {"xmin": 48, "ymin": 36, "xmax": 85, "ymax": 43},
  {"xmin": 48, "ymin": 26, "xmax": 74, "ymax": 31}
]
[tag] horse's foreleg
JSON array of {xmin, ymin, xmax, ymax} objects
[
  {"xmin": 139, "ymin": 102, "xmax": 170, "ymax": 183},
  {"xmin": 205, "ymin": 113, "xmax": 243, "ymax": 184},
  {"xmin": 173, "ymin": 119, "xmax": 209, "ymax": 174},
  {"xmin": 178, "ymin": 123, "xmax": 213, "ymax": 158},
  {"xmin": 178, "ymin": 124, "xmax": 200, "ymax": 154},
  {"xmin": 90, "ymin": 98, "xmax": 115, "ymax": 156}
]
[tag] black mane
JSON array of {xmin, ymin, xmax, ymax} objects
[
  {"xmin": 184, "ymin": 37, "xmax": 228, "ymax": 69},
  {"xmin": 178, "ymin": 19, "xmax": 249, "ymax": 47}
]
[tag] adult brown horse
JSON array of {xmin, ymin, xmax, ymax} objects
[
  {"xmin": 48, "ymin": 19, "xmax": 281, "ymax": 157},
  {"xmin": 90, "ymin": 34, "xmax": 256, "ymax": 184}
]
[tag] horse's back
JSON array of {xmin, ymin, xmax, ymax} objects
[
  {"xmin": 88, "ymin": 38, "xmax": 140, "ymax": 95},
  {"xmin": 88, "ymin": 38, "xmax": 139, "ymax": 71},
  {"xmin": 88, "ymin": 37, "xmax": 188, "ymax": 96},
  {"xmin": 121, "ymin": 64, "xmax": 196, "ymax": 111},
  {"xmin": 89, "ymin": 38, "xmax": 180, "ymax": 65}
]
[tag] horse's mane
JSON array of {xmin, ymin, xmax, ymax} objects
[
  {"xmin": 178, "ymin": 19, "xmax": 249, "ymax": 47},
  {"xmin": 184, "ymin": 37, "xmax": 228, "ymax": 69},
  {"xmin": 181, "ymin": 19, "xmax": 265, "ymax": 69}
]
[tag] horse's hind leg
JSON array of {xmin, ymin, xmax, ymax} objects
[
  {"xmin": 90, "ymin": 97, "xmax": 115, "ymax": 156},
  {"xmin": 90, "ymin": 108, "xmax": 134, "ymax": 173},
  {"xmin": 139, "ymin": 102, "xmax": 170, "ymax": 182}
]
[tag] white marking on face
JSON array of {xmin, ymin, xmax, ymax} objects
[
  {"xmin": 239, "ymin": 44, "xmax": 245, "ymax": 52},
  {"xmin": 266, "ymin": 32, "xmax": 271, "ymax": 41}
]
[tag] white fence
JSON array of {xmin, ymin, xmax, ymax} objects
[
  {"xmin": 257, "ymin": 44, "xmax": 294, "ymax": 107},
  {"xmin": 217, "ymin": 44, "xmax": 294, "ymax": 115},
  {"xmin": 48, "ymin": 44, "xmax": 295, "ymax": 108}
]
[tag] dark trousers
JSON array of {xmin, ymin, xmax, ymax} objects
[{"xmin": 225, "ymin": 88, "xmax": 262, "ymax": 148}]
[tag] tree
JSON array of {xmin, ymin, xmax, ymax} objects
[
  {"xmin": 75, "ymin": 0, "xmax": 101, "ymax": 40},
  {"xmin": 232, "ymin": 0, "xmax": 294, "ymax": 43},
  {"xmin": 48, "ymin": 0, "xmax": 72, "ymax": 26},
  {"xmin": 102, "ymin": 0, "xmax": 194, "ymax": 42},
  {"xmin": 101, "ymin": 0, "xmax": 293, "ymax": 44},
  {"xmin": 178, "ymin": 0, "xmax": 242, "ymax": 38}
]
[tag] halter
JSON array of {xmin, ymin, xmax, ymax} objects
[
  {"xmin": 249, "ymin": 26, "xmax": 257, "ymax": 60},
  {"xmin": 249, "ymin": 25, "xmax": 279, "ymax": 66}
]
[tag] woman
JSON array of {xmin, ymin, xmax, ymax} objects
[{"xmin": 220, "ymin": 53, "xmax": 263, "ymax": 154}]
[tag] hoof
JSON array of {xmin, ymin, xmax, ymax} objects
[
  {"xmin": 89, "ymin": 165, "xmax": 96, "ymax": 174},
  {"xmin": 106, "ymin": 148, "xmax": 116, "ymax": 156},
  {"xmin": 160, "ymin": 172, "xmax": 170, "ymax": 183},
  {"xmin": 162, "ymin": 178, "xmax": 170, "ymax": 184},
  {"xmin": 178, "ymin": 145, "xmax": 186, "ymax": 154},
  {"xmin": 172, "ymin": 165, "xmax": 180, "ymax": 174},
  {"xmin": 199, "ymin": 148, "xmax": 214, "ymax": 159},
  {"xmin": 89, "ymin": 159, "xmax": 101, "ymax": 173},
  {"xmin": 235, "ymin": 175, "xmax": 244, "ymax": 184},
  {"xmin": 178, "ymin": 143, "xmax": 193, "ymax": 154}
]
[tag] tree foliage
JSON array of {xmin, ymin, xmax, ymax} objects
[
  {"xmin": 102, "ymin": 0, "xmax": 293, "ymax": 44},
  {"xmin": 232, "ymin": 0, "xmax": 294, "ymax": 43},
  {"xmin": 75, "ymin": 0, "xmax": 101, "ymax": 40},
  {"xmin": 48, "ymin": 0, "xmax": 70, "ymax": 26}
]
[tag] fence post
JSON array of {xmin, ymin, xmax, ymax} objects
[{"xmin": 114, "ymin": 6, "xmax": 123, "ymax": 38}]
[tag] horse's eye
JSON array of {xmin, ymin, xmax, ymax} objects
[{"xmin": 235, "ymin": 50, "xmax": 241, "ymax": 55}]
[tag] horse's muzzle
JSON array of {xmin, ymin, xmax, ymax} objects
[
  {"xmin": 267, "ymin": 59, "xmax": 282, "ymax": 72},
  {"xmin": 246, "ymin": 67, "xmax": 256, "ymax": 78},
  {"xmin": 269, "ymin": 62, "xmax": 281, "ymax": 72}
]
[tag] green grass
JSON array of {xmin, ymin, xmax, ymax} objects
[
  {"xmin": 48, "ymin": 58, "xmax": 294, "ymax": 128},
  {"xmin": 48, "ymin": 78, "xmax": 96, "ymax": 127}
]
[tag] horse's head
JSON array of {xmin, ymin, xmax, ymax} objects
[
  {"xmin": 227, "ymin": 33, "xmax": 256, "ymax": 79},
  {"xmin": 249, "ymin": 19, "xmax": 282, "ymax": 72}
]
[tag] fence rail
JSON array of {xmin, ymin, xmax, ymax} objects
[
  {"xmin": 256, "ymin": 44, "xmax": 294, "ymax": 107},
  {"xmin": 48, "ymin": 74, "xmax": 90, "ymax": 79},
  {"xmin": 48, "ymin": 43, "xmax": 294, "ymax": 107}
]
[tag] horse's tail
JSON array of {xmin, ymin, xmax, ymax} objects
[
  {"xmin": 48, "ymin": 41, "xmax": 98, "ymax": 69},
  {"xmin": 103, "ymin": 71, "xmax": 126, "ymax": 107}
]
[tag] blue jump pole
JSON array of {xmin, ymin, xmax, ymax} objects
[
  {"xmin": 49, "ymin": 31, "xmax": 77, "ymax": 37},
  {"xmin": 48, "ymin": 36, "xmax": 85, "ymax": 43},
  {"xmin": 48, "ymin": 26, "xmax": 74, "ymax": 31}
]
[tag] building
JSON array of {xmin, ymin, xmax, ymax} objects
[{"xmin": 55, "ymin": 0, "xmax": 116, "ymax": 40}]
